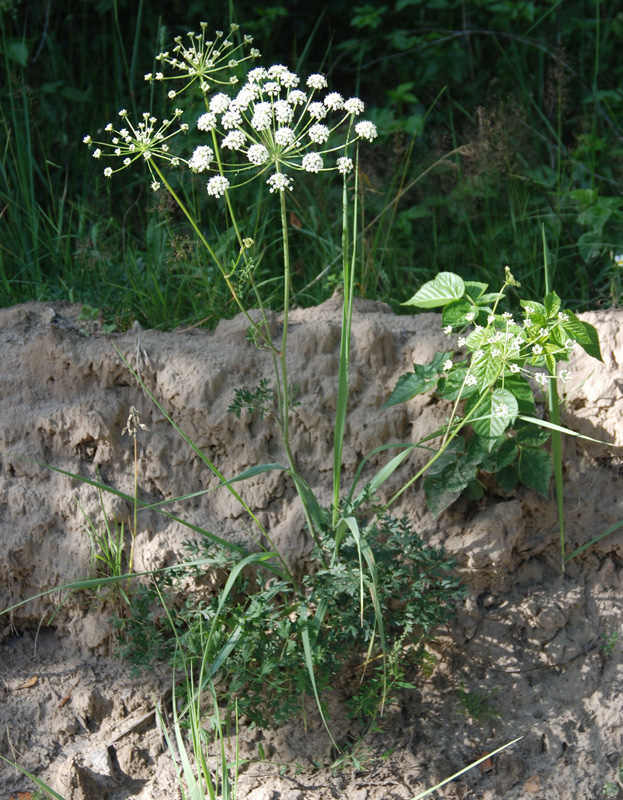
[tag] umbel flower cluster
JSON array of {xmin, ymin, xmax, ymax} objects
[{"xmin": 83, "ymin": 23, "xmax": 378, "ymax": 196}]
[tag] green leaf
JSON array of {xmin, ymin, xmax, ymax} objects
[
  {"xmin": 516, "ymin": 424, "xmax": 551, "ymax": 446},
  {"xmin": 561, "ymin": 314, "xmax": 603, "ymax": 361},
  {"xmin": 8, "ymin": 42, "xmax": 29, "ymax": 67},
  {"xmin": 382, "ymin": 351, "xmax": 452, "ymax": 408},
  {"xmin": 544, "ymin": 291, "xmax": 561, "ymax": 318},
  {"xmin": 518, "ymin": 448, "xmax": 552, "ymax": 496},
  {"xmin": 442, "ymin": 298, "xmax": 473, "ymax": 327},
  {"xmin": 437, "ymin": 367, "xmax": 479, "ymax": 401},
  {"xmin": 501, "ymin": 374, "xmax": 535, "ymax": 414},
  {"xmin": 404, "ymin": 272, "xmax": 465, "ymax": 308},
  {"xmin": 464, "ymin": 479, "xmax": 484, "ymax": 500},
  {"xmin": 463, "ymin": 281, "xmax": 488, "ymax": 302},
  {"xmin": 478, "ymin": 292, "xmax": 505, "ymax": 305},
  {"xmin": 471, "ymin": 389, "xmax": 518, "ymax": 445},
  {"xmin": 424, "ymin": 473, "xmax": 462, "ymax": 516},
  {"xmin": 481, "ymin": 437, "xmax": 518, "ymax": 472},
  {"xmin": 495, "ymin": 463, "xmax": 519, "ymax": 491}
]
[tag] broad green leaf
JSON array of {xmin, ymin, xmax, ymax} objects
[
  {"xmin": 8, "ymin": 42, "xmax": 29, "ymax": 67},
  {"xmin": 382, "ymin": 371, "xmax": 437, "ymax": 408},
  {"xmin": 516, "ymin": 423, "xmax": 551, "ymax": 446},
  {"xmin": 463, "ymin": 281, "xmax": 488, "ymax": 301},
  {"xmin": 437, "ymin": 368, "xmax": 479, "ymax": 401},
  {"xmin": 424, "ymin": 473, "xmax": 462, "ymax": 516},
  {"xmin": 478, "ymin": 292, "xmax": 505, "ymax": 305},
  {"xmin": 442, "ymin": 298, "xmax": 473, "ymax": 327},
  {"xmin": 521, "ymin": 300, "xmax": 546, "ymax": 316},
  {"xmin": 544, "ymin": 291, "xmax": 561, "ymax": 318},
  {"xmin": 404, "ymin": 272, "xmax": 465, "ymax": 308},
  {"xmin": 471, "ymin": 389, "xmax": 518, "ymax": 445},
  {"xmin": 501, "ymin": 374, "xmax": 535, "ymax": 415},
  {"xmin": 561, "ymin": 314, "xmax": 603, "ymax": 361},
  {"xmin": 518, "ymin": 447, "xmax": 552, "ymax": 496},
  {"xmin": 464, "ymin": 479, "xmax": 484, "ymax": 500},
  {"xmin": 382, "ymin": 351, "xmax": 452, "ymax": 408},
  {"xmin": 442, "ymin": 456, "xmax": 479, "ymax": 492},
  {"xmin": 496, "ymin": 463, "xmax": 518, "ymax": 491},
  {"xmin": 481, "ymin": 437, "xmax": 518, "ymax": 472},
  {"xmin": 425, "ymin": 439, "xmax": 464, "ymax": 476}
]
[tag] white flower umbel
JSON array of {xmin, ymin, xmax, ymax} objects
[
  {"xmin": 147, "ymin": 23, "xmax": 260, "ymax": 97},
  {"xmin": 207, "ymin": 175, "xmax": 230, "ymax": 197},
  {"xmin": 83, "ymin": 108, "xmax": 186, "ymax": 181},
  {"xmin": 188, "ymin": 145, "xmax": 214, "ymax": 172},
  {"xmin": 192, "ymin": 62, "xmax": 376, "ymax": 196}
]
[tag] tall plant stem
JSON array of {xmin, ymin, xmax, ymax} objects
[{"xmin": 332, "ymin": 154, "xmax": 359, "ymax": 527}]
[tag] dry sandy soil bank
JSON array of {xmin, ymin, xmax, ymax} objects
[{"xmin": 1, "ymin": 298, "xmax": 623, "ymax": 799}]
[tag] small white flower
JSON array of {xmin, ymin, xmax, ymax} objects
[
  {"xmin": 495, "ymin": 403, "xmax": 510, "ymax": 417},
  {"xmin": 210, "ymin": 93, "xmax": 231, "ymax": 113},
  {"xmin": 509, "ymin": 363, "xmax": 520, "ymax": 373},
  {"xmin": 473, "ymin": 349, "xmax": 485, "ymax": 360},
  {"xmin": 262, "ymin": 80, "xmax": 280, "ymax": 97},
  {"xmin": 615, "ymin": 253, "xmax": 623, "ymax": 268},
  {"xmin": 248, "ymin": 67, "xmax": 267, "ymax": 83},
  {"xmin": 168, "ymin": 90, "xmax": 176, "ymax": 99},
  {"xmin": 443, "ymin": 325, "xmax": 453, "ymax": 336},
  {"xmin": 443, "ymin": 359, "xmax": 453, "ymax": 371},
  {"xmin": 188, "ymin": 145, "xmax": 214, "ymax": 172},
  {"xmin": 308, "ymin": 102, "xmax": 328, "ymax": 120},
  {"xmin": 355, "ymin": 120, "xmax": 378, "ymax": 141},
  {"xmin": 207, "ymin": 175, "xmax": 230, "ymax": 197},
  {"xmin": 465, "ymin": 311, "xmax": 476, "ymax": 322},
  {"xmin": 83, "ymin": 135, "xmax": 92, "ymax": 144},
  {"xmin": 151, "ymin": 181, "xmax": 160, "ymax": 191},
  {"xmin": 289, "ymin": 89, "xmax": 307, "ymax": 106},
  {"xmin": 465, "ymin": 374, "xmax": 478, "ymax": 387},
  {"xmin": 559, "ymin": 369, "xmax": 569, "ymax": 382},
  {"xmin": 222, "ymin": 130, "xmax": 246, "ymax": 150},
  {"xmin": 275, "ymin": 127, "xmax": 295, "ymax": 146},
  {"xmin": 171, "ymin": 157, "xmax": 180, "ymax": 166},
  {"xmin": 307, "ymin": 73, "xmax": 328, "ymax": 90},
  {"xmin": 197, "ymin": 112, "xmax": 217, "ymax": 131},
  {"xmin": 123, "ymin": 157, "xmax": 131, "ymax": 166},
  {"xmin": 474, "ymin": 324, "xmax": 483, "ymax": 333},
  {"xmin": 344, "ymin": 97, "xmax": 365, "ymax": 115},
  {"xmin": 502, "ymin": 312, "xmax": 514, "ymax": 322},
  {"xmin": 558, "ymin": 312, "xmax": 569, "ymax": 322},
  {"xmin": 525, "ymin": 305, "xmax": 534, "ymax": 315},
  {"xmin": 524, "ymin": 318, "xmax": 533, "ymax": 328},
  {"xmin": 532, "ymin": 343, "xmax": 543, "ymax": 355},
  {"xmin": 105, "ymin": 122, "xmax": 113, "ymax": 132},
  {"xmin": 458, "ymin": 336, "xmax": 467, "ymax": 347},
  {"xmin": 155, "ymin": 72, "xmax": 164, "ymax": 80},
  {"xmin": 534, "ymin": 372, "xmax": 549, "ymax": 386},
  {"xmin": 267, "ymin": 172, "xmax": 293, "ymax": 193},
  {"xmin": 221, "ymin": 108, "xmax": 242, "ymax": 129},
  {"xmin": 92, "ymin": 148, "xmax": 102, "ymax": 159},
  {"xmin": 119, "ymin": 108, "xmax": 128, "ymax": 116},
  {"xmin": 308, "ymin": 124, "xmax": 330, "ymax": 144},
  {"xmin": 273, "ymin": 99, "xmax": 294, "ymax": 124},
  {"xmin": 302, "ymin": 152, "xmax": 323, "ymax": 173},
  {"xmin": 180, "ymin": 123, "xmax": 189, "ymax": 131},
  {"xmin": 247, "ymin": 143, "xmax": 270, "ymax": 165},
  {"xmin": 491, "ymin": 347, "xmax": 501, "ymax": 357},
  {"xmin": 336, "ymin": 156, "xmax": 353, "ymax": 175},
  {"xmin": 144, "ymin": 73, "xmax": 152, "ymax": 81},
  {"xmin": 251, "ymin": 104, "xmax": 272, "ymax": 131},
  {"xmin": 487, "ymin": 314, "xmax": 496, "ymax": 324},
  {"xmin": 104, "ymin": 167, "xmax": 113, "ymax": 178},
  {"xmin": 324, "ymin": 92, "xmax": 344, "ymax": 110}
]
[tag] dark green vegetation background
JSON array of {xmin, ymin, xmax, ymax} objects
[{"xmin": 2, "ymin": 0, "xmax": 623, "ymax": 329}]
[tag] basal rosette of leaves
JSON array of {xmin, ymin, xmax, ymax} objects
[
  {"xmin": 115, "ymin": 512, "xmax": 464, "ymax": 730},
  {"xmin": 385, "ymin": 268, "xmax": 603, "ymax": 515}
]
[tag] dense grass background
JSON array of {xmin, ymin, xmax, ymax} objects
[{"xmin": 1, "ymin": 0, "xmax": 623, "ymax": 330}]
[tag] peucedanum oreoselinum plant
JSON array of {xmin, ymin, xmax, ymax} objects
[{"xmin": 2, "ymin": 18, "xmax": 606, "ymax": 799}]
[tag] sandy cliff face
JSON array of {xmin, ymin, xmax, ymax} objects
[{"xmin": 1, "ymin": 299, "xmax": 623, "ymax": 799}]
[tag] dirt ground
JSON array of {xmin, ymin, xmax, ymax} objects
[{"xmin": 1, "ymin": 299, "xmax": 623, "ymax": 799}]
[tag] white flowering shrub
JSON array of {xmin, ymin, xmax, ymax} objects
[{"xmin": 385, "ymin": 268, "xmax": 603, "ymax": 515}]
